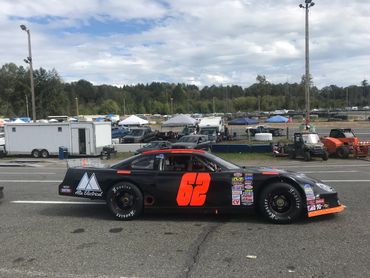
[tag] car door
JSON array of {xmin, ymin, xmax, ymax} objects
[
  {"xmin": 188, "ymin": 154, "xmax": 232, "ymax": 208},
  {"xmin": 154, "ymin": 153, "xmax": 192, "ymax": 207},
  {"xmin": 154, "ymin": 153, "xmax": 232, "ymax": 208}
]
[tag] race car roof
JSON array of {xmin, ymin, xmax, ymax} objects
[{"xmin": 142, "ymin": 149, "xmax": 205, "ymax": 155}]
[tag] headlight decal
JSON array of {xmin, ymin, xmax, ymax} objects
[{"xmin": 316, "ymin": 182, "xmax": 334, "ymax": 192}]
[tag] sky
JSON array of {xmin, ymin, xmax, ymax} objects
[{"xmin": 0, "ymin": 0, "xmax": 369, "ymax": 88}]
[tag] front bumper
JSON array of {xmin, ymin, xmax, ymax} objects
[
  {"xmin": 308, "ymin": 204, "xmax": 345, "ymax": 217},
  {"xmin": 306, "ymin": 191, "xmax": 345, "ymax": 218}
]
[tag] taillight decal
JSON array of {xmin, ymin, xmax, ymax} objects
[{"xmin": 117, "ymin": 170, "xmax": 131, "ymax": 175}]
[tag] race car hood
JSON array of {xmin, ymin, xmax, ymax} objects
[{"xmin": 244, "ymin": 166, "xmax": 337, "ymax": 194}]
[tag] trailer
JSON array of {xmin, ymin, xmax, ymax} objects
[{"xmin": 4, "ymin": 122, "xmax": 112, "ymax": 158}]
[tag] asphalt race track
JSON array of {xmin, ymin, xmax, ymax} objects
[{"xmin": 0, "ymin": 158, "xmax": 369, "ymax": 278}]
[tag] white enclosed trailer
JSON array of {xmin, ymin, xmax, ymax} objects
[{"xmin": 4, "ymin": 122, "xmax": 112, "ymax": 158}]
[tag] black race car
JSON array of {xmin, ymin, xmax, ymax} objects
[{"xmin": 59, "ymin": 149, "xmax": 344, "ymax": 224}]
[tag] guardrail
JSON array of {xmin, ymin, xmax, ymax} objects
[{"xmin": 211, "ymin": 144, "xmax": 272, "ymax": 153}]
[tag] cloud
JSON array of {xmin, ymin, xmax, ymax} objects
[{"xmin": 0, "ymin": 0, "xmax": 369, "ymax": 88}]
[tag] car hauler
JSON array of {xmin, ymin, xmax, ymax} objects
[{"xmin": 4, "ymin": 122, "xmax": 112, "ymax": 158}]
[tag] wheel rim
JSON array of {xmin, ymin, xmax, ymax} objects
[
  {"xmin": 115, "ymin": 192, "xmax": 135, "ymax": 210},
  {"xmin": 269, "ymin": 193, "xmax": 291, "ymax": 214},
  {"xmin": 33, "ymin": 151, "xmax": 39, "ymax": 157}
]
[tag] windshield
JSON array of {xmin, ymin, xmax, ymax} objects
[
  {"xmin": 302, "ymin": 134, "xmax": 320, "ymax": 144},
  {"xmin": 129, "ymin": 129, "xmax": 144, "ymax": 136},
  {"xmin": 204, "ymin": 153, "xmax": 241, "ymax": 170},
  {"xmin": 179, "ymin": 136, "xmax": 198, "ymax": 143},
  {"xmin": 200, "ymin": 129, "xmax": 216, "ymax": 135},
  {"xmin": 145, "ymin": 142, "xmax": 160, "ymax": 148},
  {"xmin": 343, "ymin": 131, "xmax": 355, "ymax": 138}
]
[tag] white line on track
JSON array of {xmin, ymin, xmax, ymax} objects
[
  {"xmin": 278, "ymin": 164, "xmax": 370, "ymax": 168},
  {"xmin": 11, "ymin": 200, "xmax": 106, "ymax": 205},
  {"xmin": 0, "ymin": 180, "xmax": 62, "ymax": 183},
  {"xmin": 302, "ymin": 170, "xmax": 358, "ymax": 173},
  {"xmin": 0, "ymin": 172, "xmax": 56, "ymax": 175},
  {"xmin": 322, "ymin": 180, "xmax": 370, "ymax": 183},
  {"xmin": 0, "ymin": 268, "xmax": 112, "ymax": 278}
]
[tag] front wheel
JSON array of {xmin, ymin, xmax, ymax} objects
[
  {"xmin": 31, "ymin": 149, "xmax": 40, "ymax": 158},
  {"xmin": 258, "ymin": 183, "xmax": 304, "ymax": 224},
  {"xmin": 303, "ymin": 151, "xmax": 311, "ymax": 161},
  {"xmin": 322, "ymin": 151, "xmax": 329, "ymax": 161},
  {"xmin": 106, "ymin": 182, "xmax": 143, "ymax": 220}
]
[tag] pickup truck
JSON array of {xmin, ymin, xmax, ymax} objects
[
  {"xmin": 246, "ymin": 125, "xmax": 284, "ymax": 137},
  {"xmin": 120, "ymin": 127, "xmax": 156, "ymax": 143}
]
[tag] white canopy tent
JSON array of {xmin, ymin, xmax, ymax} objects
[
  {"xmin": 162, "ymin": 114, "xmax": 197, "ymax": 127},
  {"xmin": 118, "ymin": 115, "xmax": 149, "ymax": 126}
]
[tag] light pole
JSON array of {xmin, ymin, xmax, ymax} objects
[
  {"xmin": 75, "ymin": 97, "xmax": 79, "ymax": 116},
  {"xmin": 299, "ymin": 0, "xmax": 315, "ymax": 127},
  {"xmin": 170, "ymin": 98, "xmax": 174, "ymax": 115},
  {"xmin": 20, "ymin": 24, "xmax": 36, "ymax": 122}
]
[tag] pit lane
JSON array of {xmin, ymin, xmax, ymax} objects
[{"xmin": 0, "ymin": 159, "xmax": 369, "ymax": 278}]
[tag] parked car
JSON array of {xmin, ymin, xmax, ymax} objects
[
  {"xmin": 121, "ymin": 127, "xmax": 156, "ymax": 143},
  {"xmin": 246, "ymin": 125, "xmax": 284, "ymax": 137},
  {"xmin": 112, "ymin": 126, "xmax": 130, "ymax": 139},
  {"xmin": 135, "ymin": 141, "xmax": 172, "ymax": 154},
  {"xmin": 172, "ymin": 135, "xmax": 211, "ymax": 150}
]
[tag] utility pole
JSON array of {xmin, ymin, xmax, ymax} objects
[
  {"xmin": 20, "ymin": 25, "xmax": 36, "ymax": 122},
  {"xmin": 299, "ymin": 0, "xmax": 315, "ymax": 127},
  {"xmin": 212, "ymin": 97, "xmax": 216, "ymax": 114}
]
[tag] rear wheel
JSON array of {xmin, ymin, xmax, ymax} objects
[
  {"xmin": 40, "ymin": 149, "xmax": 49, "ymax": 158},
  {"xmin": 303, "ymin": 151, "xmax": 311, "ymax": 161},
  {"xmin": 258, "ymin": 182, "xmax": 304, "ymax": 224},
  {"xmin": 336, "ymin": 146, "xmax": 349, "ymax": 159},
  {"xmin": 288, "ymin": 151, "xmax": 296, "ymax": 159},
  {"xmin": 106, "ymin": 182, "xmax": 143, "ymax": 220},
  {"xmin": 31, "ymin": 149, "xmax": 40, "ymax": 158}
]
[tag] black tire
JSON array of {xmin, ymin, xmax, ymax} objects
[
  {"xmin": 40, "ymin": 149, "xmax": 49, "ymax": 158},
  {"xmin": 336, "ymin": 146, "xmax": 349, "ymax": 159},
  {"xmin": 106, "ymin": 182, "xmax": 143, "ymax": 220},
  {"xmin": 31, "ymin": 149, "xmax": 40, "ymax": 158},
  {"xmin": 288, "ymin": 151, "xmax": 296, "ymax": 159},
  {"xmin": 322, "ymin": 151, "xmax": 329, "ymax": 161},
  {"xmin": 258, "ymin": 182, "xmax": 304, "ymax": 224},
  {"xmin": 303, "ymin": 151, "xmax": 311, "ymax": 161}
]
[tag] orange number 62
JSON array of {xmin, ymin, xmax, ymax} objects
[{"xmin": 176, "ymin": 173, "xmax": 211, "ymax": 206}]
